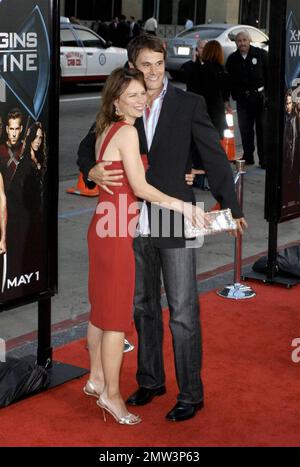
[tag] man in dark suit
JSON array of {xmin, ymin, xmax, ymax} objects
[
  {"xmin": 129, "ymin": 16, "xmax": 140, "ymax": 38},
  {"xmin": 226, "ymin": 30, "xmax": 268, "ymax": 168},
  {"xmin": 115, "ymin": 14, "xmax": 131, "ymax": 49},
  {"xmin": 77, "ymin": 34, "xmax": 247, "ymax": 422},
  {"xmin": 0, "ymin": 108, "xmax": 24, "ymax": 191}
]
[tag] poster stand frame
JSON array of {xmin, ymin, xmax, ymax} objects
[
  {"xmin": 0, "ymin": 0, "xmax": 88, "ymax": 399},
  {"xmin": 243, "ymin": 0, "xmax": 300, "ymax": 289}
]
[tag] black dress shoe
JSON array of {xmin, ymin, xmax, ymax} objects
[
  {"xmin": 242, "ymin": 155, "xmax": 254, "ymax": 165},
  {"xmin": 166, "ymin": 401, "xmax": 204, "ymax": 422},
  {"xmin": 126, "ymin": 386, "xmax": 166, "ymax": 406}
]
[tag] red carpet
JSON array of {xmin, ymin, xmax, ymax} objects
[{"xmin": 1, "ymin": 282, "xmax": 300, "ymax": 447}]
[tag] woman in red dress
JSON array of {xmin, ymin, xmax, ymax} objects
[{"xmin": 84, "ymin": 67, "xmax": 204, "ymax": 425}]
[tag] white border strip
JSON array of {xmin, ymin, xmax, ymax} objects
[{"xmin": 60, "ymin": 96, "xmax": 102, "ymax": 103}]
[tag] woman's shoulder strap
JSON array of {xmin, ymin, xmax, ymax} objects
[{"xmin": 98, "ymin": 121, "xmax": 129, "ymax": 161}]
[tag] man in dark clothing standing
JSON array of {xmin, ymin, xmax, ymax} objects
[
  {"xmin": 108, "ymin": 17, "xmax": 118, "ymax": 45},
  {"xmin": 180, "ymin": 39, "xmax": 207, "ymax": 84},
  {"xmin": 115, "ymin": 14, "xmax": 131, "ymax": 49},
  {"xmin": 129, "ymin": 16, "xmax": 140, "ymax": 38},
  {"xmin": 226, "ymin": 30, "xmax": 268, "ymax": 168},
  {"xmin": 0, "ymin": 108, "xmax": 23, "ymax": 191}
]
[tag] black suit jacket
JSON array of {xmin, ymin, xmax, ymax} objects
[
  {"xmin": 226, "ymin": 45, "xmax": 268, "ymax": 101},
  {"xmin": 77, "ymin": 82, "xmax": 242, "ymax": 248},
  {"xmin": 186, "ymin": 61, "xmax": 230, "ymax": 137}
]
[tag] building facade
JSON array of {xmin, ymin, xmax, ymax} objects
[{"xmin": 61, "ymin": 0, "xmax": 270, "ymax": 32}]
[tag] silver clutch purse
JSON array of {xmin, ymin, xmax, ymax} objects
[{"xmin": 184, "ymin": 208, "xmax": 237, "ymax": 238}]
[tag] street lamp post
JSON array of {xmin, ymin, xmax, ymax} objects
[
  {"xmin": 112, "ymin": 0, "xmax": 115, "ymax": 18},
  {"xmin": 194, "ymin": 0, "xmax": 197, "ymax": 23},
  {"xmin": 156, "ymin": 0, "xmax": 160, "ymax": 21}
]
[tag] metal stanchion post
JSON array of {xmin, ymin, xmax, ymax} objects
[{"xmin": 217, "ymin": 160, "xmax": 256, "ymax": 300}]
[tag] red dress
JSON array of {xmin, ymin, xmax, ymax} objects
[{"xmin": 88, "ymin": 122, "xmax": 147, "ymax": 332}]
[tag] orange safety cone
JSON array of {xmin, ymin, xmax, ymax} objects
[
  {"xmin": 209, "ymin": 202, "xmax": 221, "ymax": 212},
  {"xmin": 220, "ymin": 111, "xmax": 237, "ymax": 162},
  {"xmin": 66, "ymin": 172, "xmax": 99, "ymax": 197}
]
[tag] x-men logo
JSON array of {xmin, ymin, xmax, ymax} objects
[
  {"xmin": 0, "ymin": 5, "xmax": 50, "ymax": 120},
  {"xmin": 286, "ymin": 10, "xmax": 300, "ymax": 86},
  {"xmin": 290, "ymin": 29, "xmax": 300, "ymax": 41}
]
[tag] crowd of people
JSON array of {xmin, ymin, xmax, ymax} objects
[
  {"xmin": 91, "ymin": 15, "xmax": 157, "ymax": 48},
  {"xmin": 84, "ymin": 16, "xmax": 270, "ymax": 173},
  {"xmin": 181, "ymin": 30, "xmax": 268, "ymax": 170}
]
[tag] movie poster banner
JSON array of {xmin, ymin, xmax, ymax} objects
[
  {"xmin": 0, "ymin": 0, "xmax": 58, "ymax": 306},
  {"xmin": 280, "ymin": 0, "xmax": 300, "ymax": 220}
]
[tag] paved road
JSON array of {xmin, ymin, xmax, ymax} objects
[
  {"xmin": 1, "ymin": 79, "xmax": 300, "ymax": 343},
  {"xmin": 59, "ymin": 83, "xmax": 104, "ymax": 180}
]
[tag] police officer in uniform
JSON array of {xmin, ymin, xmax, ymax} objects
[{"xmin": 226, "ymin": 30, "xmax": 268, "ymax": 168}]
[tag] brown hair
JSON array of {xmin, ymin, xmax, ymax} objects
[
  {"xmin": 127, "ymin": 33, "xmax": 166, "ymax": 65},
  {"xmin": 95, "ymin": 67, "xmax": 146, "ymax": 136},
  {"xmin": 202, "ymin": 40, "xmax": 224, "ymax": 66},
  {"xmin": 7, "ymin": 108, "xmax": 23, "ymax": 125},
  {"xmin": 285, "ymin": 89, "xmax": 293, "ymax": 100},
  {"xmin": 23, "ymin": 121, "xmax": 47, "ymax": 167}
]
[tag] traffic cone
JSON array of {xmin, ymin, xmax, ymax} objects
[
  {"xmin": 220, "ymin": 111, "xmax": 237, "ymax": 161},
  {"xmin": 209, "ymin": 113, "xmax": 238, "ymax": 211},
  {"xmin": 66, "ymin": 172, "xmax": 99, "ymax": 197},
  {"xmin": 209, "ymin": 202, "xmax": 221, "ymax": 212}
]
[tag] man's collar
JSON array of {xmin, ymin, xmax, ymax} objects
[
  {"xmin": 160, "ymin": 75, "xmax": 168, "ymax": 97},
  {"xmin": 153, "ymin": 75, "xmax": 168, "ymax": 100},
  {"xmin": 147, "ymin": 76, "xmax": 168, "ymax": 106}
]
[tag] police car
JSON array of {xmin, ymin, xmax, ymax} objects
[{"xmin": 60, "ymin": 18, "xmax": 127, "ymax": 83}]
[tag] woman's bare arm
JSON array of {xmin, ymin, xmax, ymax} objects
[{"xmin": 0, "ymin": 174, "xmax": 7, "ymax": 254}]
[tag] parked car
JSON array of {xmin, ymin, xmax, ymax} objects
[
  {"xmin": 166, "ymin": 23, "xmax": 269, "ymax": 79},
  {"xmin": 60, "ymin": 19, "xmax": 127, "ymax": 84}
]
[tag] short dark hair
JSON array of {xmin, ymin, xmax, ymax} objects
[
  {"xmin": 7, "ymin": 108, "xmax": 23, "ymax": 125},
  {"xmin": 127, "ymin": 34, "xmax": 166, "ymax": 65}
]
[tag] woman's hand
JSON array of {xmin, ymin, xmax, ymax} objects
[
  {"xmin": 0, "ymin": 238, "xmax": 6, "ymax": 254},
  {"xmin": 183, "ymin": 202, "xmax": 205, "ymax": 229},
  {"xmin": 228, "ymin": 217, "xmax": 248, "ymax": 237},
  {"xmin": 185, "ymin": 169, "xmax": 206, "ymax": 186},
  {"xmin": 185, "ymin": 172, "xmax": 195, "ymax": 186}
]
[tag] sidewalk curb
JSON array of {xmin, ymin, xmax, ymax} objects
[{"xmin": 6, "ymin": 239, "xmax": 300, "ymax": 356}]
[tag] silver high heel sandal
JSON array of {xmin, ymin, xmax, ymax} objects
[
  {"xmin": 83, "ymin": 380, "xmax": 101, "ymax": 398},
  {"xmin": 96, "ymin": 395, "xmax": 142, "ymax": 425}
]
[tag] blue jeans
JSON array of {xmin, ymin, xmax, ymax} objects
[{"xmin": 133, "ymin": 236, "xmax": 204, "ymax": 404}]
